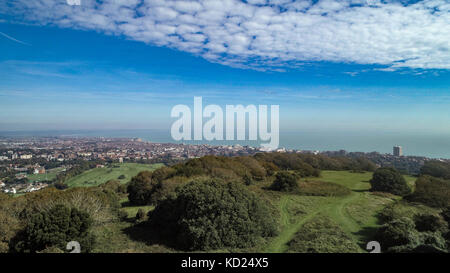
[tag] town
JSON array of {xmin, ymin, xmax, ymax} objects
[{"xmin": 0, "ymin": 136, "xmax": 446, "ymax": 195}]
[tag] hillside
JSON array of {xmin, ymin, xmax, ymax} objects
[
  {"xmin": 65, "ymin": 163, "xmax": 164, "ymax": 188},
  {"xmin": 2, "ymin": 153, "xmax": 448, "ymax": 254},
  {"xmin": 91, "ymin": 170, "xmax": 418, "ymax": 253}
]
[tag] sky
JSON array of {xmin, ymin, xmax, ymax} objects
[{"xmin": 0, "ymin": 0, "xmax": 449, "ymax": 137}]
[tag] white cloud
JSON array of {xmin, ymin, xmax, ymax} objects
[{"xmin": 1, "ymin": 0, "xmax": 449, "ymax": 70}]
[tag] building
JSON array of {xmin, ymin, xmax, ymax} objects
[
  {"xmin": 393, "ymin": 146, "xmax": 403, "ymax": 156},
  {"xmin": 33, "ymin": 167, "xmax": 46, "ymax": 174},
  {"xmin": 20, "ymin": 154, "xmax": 33, "ymax": 160}
]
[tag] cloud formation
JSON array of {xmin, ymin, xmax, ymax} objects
[{"xmin": 1, "ymin": 0, "xmax": 449, "ymax": 70}]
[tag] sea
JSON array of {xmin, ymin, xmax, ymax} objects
[{"xmin": 1, "ymin": 129, "xmax": 450, "ymax": 159}]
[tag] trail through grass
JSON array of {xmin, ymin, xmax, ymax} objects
[{"xmin": 264, "ymin": 171, "xmax": 410, "ymax": 253}]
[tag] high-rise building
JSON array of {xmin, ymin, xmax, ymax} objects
[{"xmin": 393, "ymin": 146, "xmax": 403, "ymax": 156}]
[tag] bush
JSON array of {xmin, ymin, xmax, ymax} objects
[
  {"xmin": 53, "ymin": 182, "xmax": 68, "ymax": 190},
  {"xmin": 420, "ymin": 161, "xmax": 450, "ymax": 179},
  {"xmin": 375, "ymin": 217, "xmax": 420, "ymax": 250},
  {"xmin": 407, "ymin": 176, "xmax": 450, "ymax": 208},
  {"xmin": 0, "ymin": 210, "xmax": 21, "ymax": 253},
  {"xmin": 370, "ymin": 167, "xmax": 411, "ymax": 196},
  {"xmin": 13, "ymin": 204, "xmax": 95, "ymax": 253},
  {"xmin": 135, "ymin": 208, "xmax": 146, "ymax": 222},
  {"xmin": 148, "ymin": 179, "xmax": 278, "ymax": 250},
  {"xmin": 127, "ymin": 171, "xmax": 155, "ymax": 205},
  {"xmin": 287, "ymin": 217, "xmax": 360, "ymax": 253},
  {"xmin": 441, "ymin": 207, "xmax": 450, "ymax": 224},
  {"xmin": 118, "ymin": 175, "xmax": 126, "ymax": 180},
  {"xmin": 414, "ymin": 214, "xmax": 448, "ymax": 233},
  {"xmin": 270, "ymin": 171, "xmax": 298, "ymax": 192}
]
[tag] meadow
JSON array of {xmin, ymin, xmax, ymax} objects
[{"xmin": 65, "ymin": 163, "xmax": 164, "ymax": 188}]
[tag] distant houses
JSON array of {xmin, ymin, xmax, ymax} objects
[{"xmin": 33, "ymin": 167, "xmax": 46, "ymax": 174}]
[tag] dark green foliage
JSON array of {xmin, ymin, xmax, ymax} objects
[
  {"xmin": 13, "ymin": 204, "xmax": 95, "ymax": 253},
  {"xmin": 254, "ymin": 153, "xmax": 375, "ymax": 173},
  {"xmin": 172, "ymin": 156, "xmax": 268, "ymax": 181},
  {"xmin": 414, "ymin": 214, "xmax": 448, "ymax": 232},
  {"xmin": 0, "ymin": 210, "xmax": 21, "ymax": 253},
  {"xmin": 376, "ymin": 215, "xmax": 449, "ymax": 253},
  {"xmin": 127, "ymin": 171, "xmax": 156, "ymax": 205},
  {"xmin": 407, "ymin": 176, "xmax": 450, "ymax": 208},
  {"xmin": 118, "ymin": 175, "xmax": 126, "ymax": 180},
  {"xmin": 0, "ymin": 192, "xmax": 9, "ymax": 202},
  {"xmin": 441, "ymin": 207, "xmax": 450, "ymax": 224},
  {"xmin": 270, "ymin": 171, "xmax": 299, "ymax": 192},
  {"xmin": 100, "ymin": 180, "xmax": 122, "ymax": 192},
  {"xmin": 148, "ymin": 179, "xmax": 278, "ymax": 250},
  {"xmin": 370, "ymin": 167, "xmax": 411, "ymax": 196},
  {"xmin": 375, "ymin": 217, "xmax": 420, "ymax": 250},
  {"xmin": 287, "ymin": 217, "xmax": 360, "ymax": 253},
  {"xmin": 243, "ymin": 173, "xmax": 253, "ymax": 185},
  {"xmin": 151, "ymin": 167, "xmax": 176, "ymax": 183},
  {"xmin": 53, "ymin": 182, "xmax": 68, "ymax": 190},
  {"xmin": 135, "ymin": 209, "xmax": 146, "ymax": 222},
  {"xmin": 420, "ymin": 161, "xmax": 450, "ymax": 179}
]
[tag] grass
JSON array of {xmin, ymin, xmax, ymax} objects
[
  {"xmin": 119, "ymin": 197, "xmax": 154, "ymax": 220},
  {"xmin": 263, "ymin": 170, "xmax": 416, "ymax": 253},
  {"xmin": 27, "ymin": 172, "xmax": 58, "ymax": 183},
  {"xmin": 27, "ymin": 167, "xmax": 66, "ymax": 183},
  {"xmin": 65, "ymin": 163, "xmax": 164, "ymax": 188}
]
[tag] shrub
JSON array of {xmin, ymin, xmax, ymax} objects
[
  {"xmin": 370, "ymin": 167, "xmax": 411, "ymax": 196},
  {"xmin": 135, "ymin": 208, "xmax": 146, "ymax": 222},
  {"xmin": 148, "ymin": 179, "xmax": 278, "ymax": 250},
  {"xmin": 270, "ymin": 171, "xmax": 298, "ymax": 192},
  {"xmin": 407, "ymin": 176, "xmax": 450, "ymax": 208},
  {"xmin": 420, "ymin": 161, "xmax": 450, "ymax": 179},
  {"xmin": 151, "ymin": 167, "xmax": 176, "ymax": 183},
  {"xmin": 287, "ymin": 217, "xmax": 360, "ymax": 253},
  {"xmin": 118, "ymin": 175, "xmax": 126, "ymax": 180},
  {"xmin": 127, "ymin": 171, "xmax": 155, "ymax": 205},
  {"xmin": 13, "ymin": 204, "xmax": 95, "ymax": 253},
  {"xmin": 441, "ymin": 207, "xmax": 450, "ymax": 224},
  {"xmin": 375, "ymin": 217, "xmax": 419, "ymax": 250},
  {"xmin": 0, "ymin": 210, "xmax": 21, "ymax": 253},
  {"xmin": 414, "ymin": 214, "xmax": 448, "ymax": 233},
  {"xmin": 53, "ymin": 182, "xmax": 68, "ymax": 190}
]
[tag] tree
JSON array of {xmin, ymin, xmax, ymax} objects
[
  {"xmin": 270, "ymin": 171, "xmax": 298, "ymax": 192},
  {"xmin": 135, "ymin": 208, "xmax": 146, "ymax": 222},
  {"xmin": 370, "ymin": 167, "xmax": 411, "ymax": 196},
  {"xmin": 0, "ymin": 210, "xmax": 21, "ymax": 253},
  {"xmin": 420, "ymin": 161, "xmax": 450, "ymax": 179},
  {"xmin": 148, "ymin": 179, "xmax": 278, "ymax": 250},
  {"xmin": 414, "ymin": 214, "xmax": 448, "ymax": 233},
  {"xmin": 407, "ymin": 176, "xmax": 450, "ymax": 208},
  {"xmin": 127, "ymin": 171, "xmax": 155, "ymax": 205},
  {"xmin": 375, "ymin": 217, "xmax": 420, "ymax": 251},
  {"xmin": 13, "ymin": 204, "xmax": 95, "ymax": 253}
]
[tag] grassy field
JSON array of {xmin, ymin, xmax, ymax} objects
[
  {"xmin": 263, "ymin": 170, "xmax": 416, "ymax": 253},
  {"xmin": 65, "ymin": 163, "xmax": 164, "ymax": 188},
  {"xmin": 27, "ymin": 172, "xmax": 58, "ymax": 183}
]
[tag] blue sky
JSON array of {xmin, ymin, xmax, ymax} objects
[{"xmin": 0, "ymin": 0, "xmax": 449, "ymax": 135}]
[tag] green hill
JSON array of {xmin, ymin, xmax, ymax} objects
[{"xmin": 65, "ymin": 163, "xmax": 163, "ymax": 188}]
